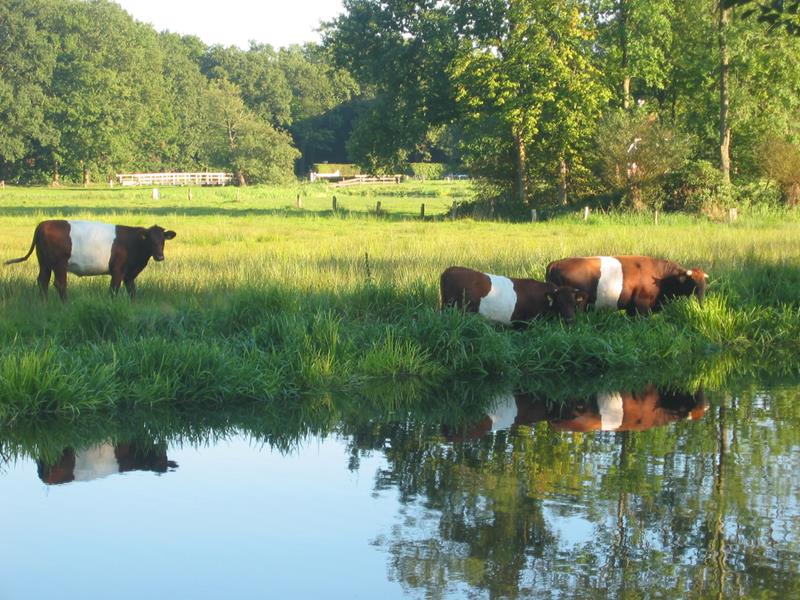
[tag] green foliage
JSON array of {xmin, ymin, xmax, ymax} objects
[
  {"xmin": 757, "ymin": 137, "xmax": 800, "ymax": 204},
  {"xmin": 662, "ymin": 160, "xmax": 729, "ymax": 213},
  {"xmin": 592, "ymin": 109, "xmax": 690, "ymax": 210},
  {"xmin": 312, "ymin": 163, "xmax": 361, "ymax": 176},
  {"xmin": 407, "ymin": 163, "xmax": 446, "ymax": 180}
]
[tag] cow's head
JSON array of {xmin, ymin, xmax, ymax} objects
[
  {"xmin": 662, "ymin": 268, "xmax": 708, "ymax": 306},
  {"xmin": 545, "ymin": 286, "xmax": 589, "ymax": 324},
  {"xmin": 141, "ymin": 225, "xmax": 177, "ymax": 261}
]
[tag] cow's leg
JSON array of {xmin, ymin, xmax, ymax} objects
[
  {"xmin": 124, "ymin": 277, "xmax": 137, "ymax": 300},
  {"xmin": 37, "ymin": 265, "xmax": 52, "ymax": 299},
  {"xmin": 53, "ymin": 264, "xmax": 68, "ymax": 301},
  {"xmin": 109, "ymin": 268, "xmax": 123, "ymax": 296}
]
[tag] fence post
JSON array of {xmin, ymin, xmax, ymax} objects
[
  {"xmin": 729, "ymin": 207, "xmax": 738, "ymax": 222},
  {"xmin": 531, "ymin": 209, "xmax": 537, "ymax": 223},
  {"xmin": 654, "ymin": 209, "xmax": 659, "ymax": 225},
  {"xmin": 296, "ymin": 194, "xmax": 302, "ymax": 209},
  {"xmin": 420, "ymin": 203, "xmax": 425, "ymax": 219},
  {"xmin": 376, "ymin": 201, "xmax": 382, "ymax": 216},
  {"xmin": 332, "ymin": 195, "xmax": 337, "ymax": 212},
  {"xmin": 151, "ymin": 188, "xmax": 159, "ymax": 200},
  {"xmin": 188, "ymin": 188, "xmax": 193, "ymax": 202},
  {"xmin": 451, "ymin": 201, "xmax": 458, "ymax": 220},
  {"xmin": 583, "ymin": 206, "xmax": 590, "ymax": 220}
]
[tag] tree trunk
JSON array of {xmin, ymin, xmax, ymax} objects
[
  {"xmin": 513, "ymin": 127, "xmax": 528, "ymax": 205},
  {"xmin": 236, "ymin": 171, "xmax": 246, "ymax": 186},
  {"xmin": 52, "ymin": 162, "xmax": 60, "ymax": 187},
  {"xmin": 718, "ymin": 4, "xmax": 732, "ymax": 185},
  {"xmin": 620, "ymin": 0, "xmax": 631, "ymax": 109},
  {"xmin": 558, "ymin": 158, "xmax": 568, "ymax": 205},
  {"xmin": 81, "ymin": 161, "xmax": 90, "ymax": 187}
]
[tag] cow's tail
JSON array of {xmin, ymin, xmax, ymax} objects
[{"xmin": 5, "ymin": 226, "xmax": 39, "ymax": 265}]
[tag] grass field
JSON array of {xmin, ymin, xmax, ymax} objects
[{"xmin": 1, "ymin": 181, "xmax": 799, "ymax": 421}]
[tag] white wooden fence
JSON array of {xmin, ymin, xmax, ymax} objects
[{"xmin": 116, "ymin": 172, "xmax": 232, "ymax": 187}]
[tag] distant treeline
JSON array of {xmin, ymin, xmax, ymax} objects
[
  {"xmin": 2, "ymin": 0, "xmax": 800, "ymax": 211},
  {"xmin": 0, "ymin": 0, "xmax": 361, "ymax": 186},
  {"xmin": 323, "ymin": 0, "xmax": 800, "ymax": 211}
]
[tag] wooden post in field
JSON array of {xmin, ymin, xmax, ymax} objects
[
  {"xmin": 332, "ymin": 195, "xmax": 337, "ymax": 212},
  {"xmin": 0, "ymin": 180, "xmax": 5, "ymax": 189},
  {"xmin": 151, "ymin": 188, "xmax": 159, "ymax": 200},
  {"xmin": 296, "ymin": 194, "xmax": 302, "ymax": 209},
  {"xmin": 420, "ymin": 203, "xmax": 425, "ymax": 219},
  {"xmin": 451, "ymin": 201, "xmax": 457, "ymax": 220},
  {"xmin": 188, "ymin": 188, "xmax": 193, "ymax": 202},
  {"xmin": 583, "ymin": 206, "xmax": 590, "ymax": 220},
  {"xmin": 729, "ymin": 207, "xmax": 738, "ymax": 222},
  {"xmin": 654, "ymin": 210, "xmax": 659, "ymax": 225},
  {"xmin": 531, "ymin": 209, "xmax": 537, "ymax": 222},
  {"xmin": 376, "ymin": 201, "xmax": 382, "ymax": 216}
]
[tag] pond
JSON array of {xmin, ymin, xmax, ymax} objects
[{"xmin": 1, "ymin": 379, "xmax": 798, "ymax": 599}]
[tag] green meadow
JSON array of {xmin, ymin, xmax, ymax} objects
[{"xmin": 1, "ymin": 181, "xmax": 799, "ymax": 422}]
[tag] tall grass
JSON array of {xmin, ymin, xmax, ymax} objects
[{"xmin": 1, "ymin": 182, "xmax": 799, "ymax": 421}]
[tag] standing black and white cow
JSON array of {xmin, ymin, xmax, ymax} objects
[
  {"xmin": 440, "ymin": 266, "xmax": 588, "ymax": 325},
  {"xmin": 546, "ymin": 255, "xmax": 708, "ymax": 315},
  {"xmin": 5, "ymin": 220, "xmax": 176, "ymax": 300}
]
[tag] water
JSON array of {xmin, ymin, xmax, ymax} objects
[{"xmin": 2, "ymin": 381, "xmax": 799, "ymax": 599}]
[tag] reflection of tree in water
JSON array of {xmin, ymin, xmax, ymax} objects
[{"xmin": 349, "ymin": 385, "xmax": 800, "ymax": 599}]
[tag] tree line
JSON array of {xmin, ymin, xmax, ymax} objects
[
  {"xmin": 2, "ymin": 0, "xmax": 800, "ymax": 211},
  {"xmin": 324, "ymin": 0, "xmax": 800, "ymax": 210},
  {"xmin": 0, "ymin": 0, "xmax": 360, "ymax": 186}
]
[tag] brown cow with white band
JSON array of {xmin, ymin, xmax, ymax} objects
[
  {"xmin": 546, "ymin": 255, "xmax": 708, "ymax": 315},
  {"xmin": 5, "ymin": 220, "xmax": 176, "ymax": 300},
  {"xmin": 440, "ymin": 266, "xmax": 588, "ymax": 325}
]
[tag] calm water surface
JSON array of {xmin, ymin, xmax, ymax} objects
[{"xmin": 2, "ymin": 381, "xmax": 799, "ymax": 599}]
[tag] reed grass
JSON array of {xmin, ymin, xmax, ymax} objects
[{"xmin": 0, "ymin": 182, "xmax": 799, "ymax": 421}]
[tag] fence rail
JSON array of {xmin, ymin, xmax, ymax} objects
[
  {"xmin": 332, "ymin": 175, "xmax": 402, "ymax": 188},
  {"xmin": 116, "ymin": 172, "xmax": 232, "ymax": 187}
]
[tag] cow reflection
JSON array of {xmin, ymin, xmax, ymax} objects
[
  {"xmin": 443, "ymin": 385, "xmax": 707, "ymax": 441},
  {"xmin": 37, "ymin": 441, "xmax": 177, "ymax": 485}
]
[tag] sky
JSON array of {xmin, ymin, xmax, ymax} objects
[{"xmin": 115, "ymin": 0, "xmax": 346, "ymax": 49}]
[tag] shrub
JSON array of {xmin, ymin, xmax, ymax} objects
[
  {"xmin": 758, "ymin": 137, "xmax": 800, "ymax": 205},
  {"xmin": 407, "ymin": 163, "xmax": 447, "ymax": 180},
  {"xmin": 592, "ymin": 109, "xmax": 690, "ymax": 211},
  {"xmin": 311, "ymin": 163, "xmax": 362, "ymax": 177},
  {"xmin": 662, "ymin": 160, "xmax": 729, "ymax": 213}
]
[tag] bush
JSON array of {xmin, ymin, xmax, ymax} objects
[
  {"xmin": 662, "ymin": 160, "xmax": 728, "ymax": 213},
  {"xmin": 592, "ymin": 109, "xmax": 690, "ymax": 211},
  {"xmin": 312, "ymin": 163, "xmax": 362, "ymax": 177},
  {"xmin": 758, "ymin": 137, "xmax": 800, "ymax": 205},
  {"xmin": 407, "ymin": 163, "xmax": 446, "ymax": 180}
]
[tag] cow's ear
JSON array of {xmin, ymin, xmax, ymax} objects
[
  {"xmin": 164, "ymin": 230, "xmax": 176, "ymax": 240},
  {"xmin": 545, "ymin": 292, "xmax": 554, "ymax": 307}
]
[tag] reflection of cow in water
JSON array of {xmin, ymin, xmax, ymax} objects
[
  {"xmin": 443, "ymin": 384, "xmax": 707, "ymax": 441},
  {"xmin": 37, "ymin": 441, "xmax": 178, "ymax": 485}
]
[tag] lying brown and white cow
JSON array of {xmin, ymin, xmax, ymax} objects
[
  {"xmin": 546, "ymin": 255, "xmax": 708, "ymax": 315},
  {"xmin": 442, "ymin": 385, "xmax": 707, "ymax": 441},
  {"xmin": 440, "ymin": 266, "xmax": 588, "ymax": 325},
  {"xmin": 5, "ymin": 220, "xmax": 176, "ymax": 300}
]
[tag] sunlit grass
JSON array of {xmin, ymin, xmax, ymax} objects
[{"xmin": 1, "ymin": 181, "xmax": 799, "ymax": 420}]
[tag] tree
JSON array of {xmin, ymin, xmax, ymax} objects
[
  {"xmin": 452, "ymin": 0, "xmax": 609, "ymax": 205},
  {"xmin": 204, "ymin": 79, "xmax": 299, "ymax": 185},
  {"xmin": 723, "ymin": 0, "xmax": 800, "ymax": 35},
  {"xmin": 0, "ymin": 0, "xmax": 59, "ymax": 181}
]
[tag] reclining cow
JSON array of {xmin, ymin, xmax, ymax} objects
[
  {"xmin": 546, "ymin": 255, "xmax": 708, "ymax": 315},
  {"xmin": 440, "ymin": 266, "xmax": 588, "ymax": 325},
  {"xmin": 5, "ymin": 219, "xmax": 176, "ymax": 300}
]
